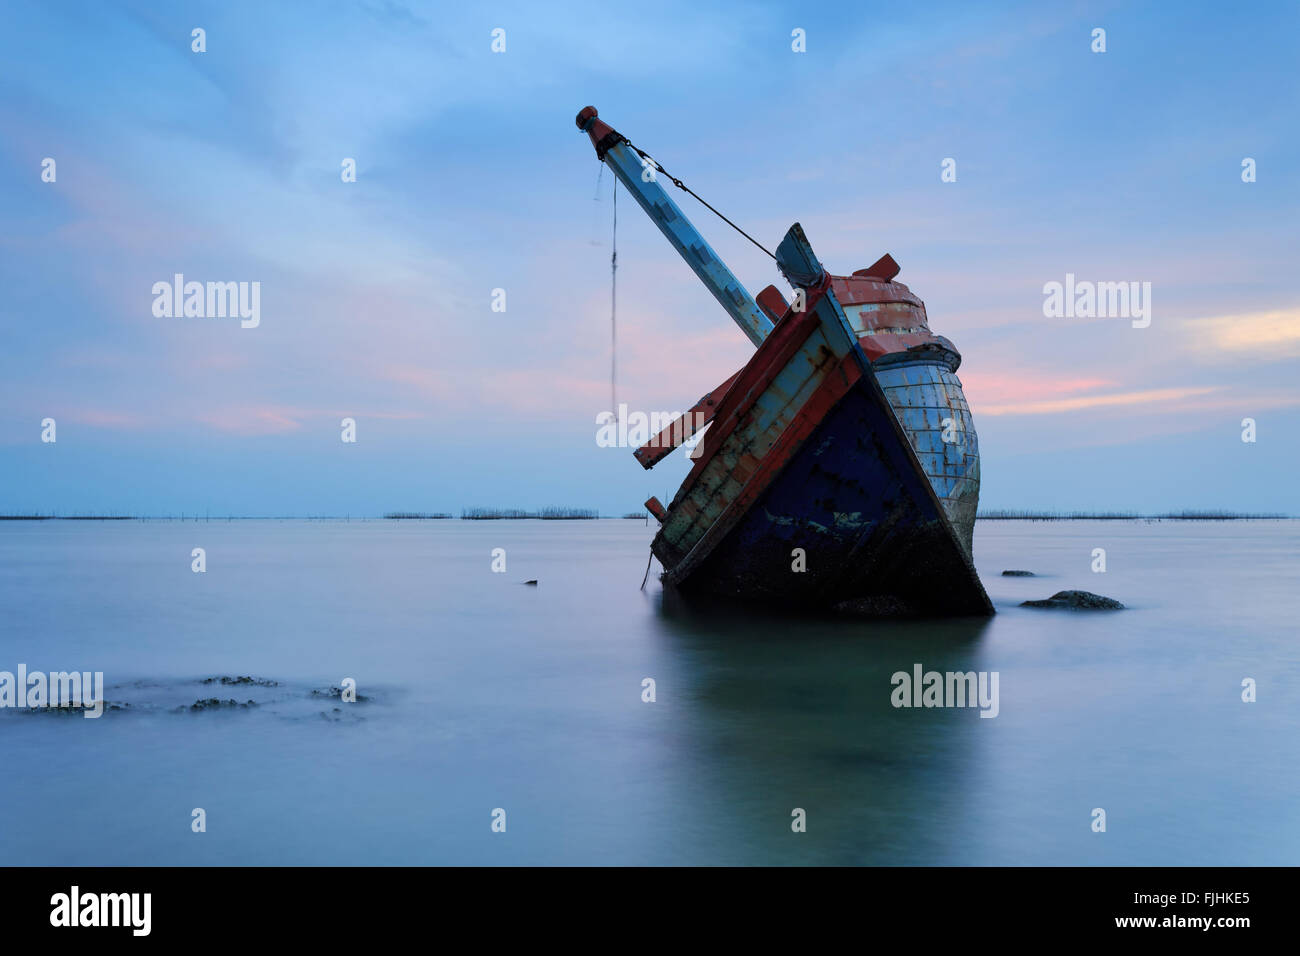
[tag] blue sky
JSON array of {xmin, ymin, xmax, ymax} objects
[{"xmin": 1, "ymin": 0, "xmax": 1297, "ymax": 515}]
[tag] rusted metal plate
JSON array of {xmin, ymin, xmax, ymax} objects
[{"xmin": 830, "ymin": 276, "xmax": 924, "ymax": 308}]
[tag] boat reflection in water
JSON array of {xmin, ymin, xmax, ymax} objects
[{"xmin": 650, "ymin": 586, "xmax": 996, "ymax": 864}]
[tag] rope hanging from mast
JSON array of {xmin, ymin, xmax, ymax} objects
[
  {"xmin": 640, "ymin": 549, "xmax": 653, "ymax": 590},
  {"xmin": 598, "ymin": 136, "xmax": 773, "ymax": 404}
]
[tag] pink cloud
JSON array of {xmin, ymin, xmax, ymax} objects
[
  {"xmin": 198, "ymin": 407, "xmax": 304, "ymax": 435},
  {"xmin": 196, "ymin": 405, "xmax": 424, "ymax": 435},
  {"xmin": 959, "ymin": 372, "xmax": 1116, "ymax": 405},
  {"xmin": 979, "ymin": 386, "xmax": 1221, "ymax": 417}
]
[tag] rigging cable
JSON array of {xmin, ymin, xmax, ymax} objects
[
  {"xmin": 623, "ymin": 140, "xmax": 776, "ymax": 261},
  {"xmin": 596, "ymin": 141, "xmax": 764, "ymax": 590}
]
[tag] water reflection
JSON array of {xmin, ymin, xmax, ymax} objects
[{"xmin": 651, "ymin": 587, "xmax": 994, "ymax": 864}]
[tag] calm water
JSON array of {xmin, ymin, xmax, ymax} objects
[{"xmin": 0, "ymin": 518, "xmax": 1296, "ymax": 865}]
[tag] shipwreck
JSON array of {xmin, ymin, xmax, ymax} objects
[{"xmin": 577, "ymin": 107, "xmax": 993, "ymax": 617}]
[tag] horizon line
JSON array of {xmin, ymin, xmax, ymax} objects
[{"xmin": 0, "ymin": 512, "xmax": 1292, "ymax": 522}]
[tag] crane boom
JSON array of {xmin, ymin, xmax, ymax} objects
[{"xmin": 576, "ymin": 106, "xmax": 773, "ymax": 348}]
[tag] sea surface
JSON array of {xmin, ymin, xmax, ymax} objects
[{"xmin": 0, "ymin": 518, "xmax": 1296, "ymax": 866}]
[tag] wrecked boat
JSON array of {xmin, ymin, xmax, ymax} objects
[{"xmin": 577, "ymin": 107, "xmax": 992, "ymax": 617}]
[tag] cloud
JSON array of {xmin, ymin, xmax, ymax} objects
[
  {"xmin": 197, "ymin": 405, "xmax": 422, "ymax": 435},
  {"xmin": 960, "ymin": 373, "xmax": 1117, "ymax": 405},
  {"xmin": 198, "ymin": 407, "xmax": 305, "ymax": 435},
  {"xmin": 979, "ymin": 386, "xmax": 1221, "ymax": 417},
  {"xmin": 1182, "ymin": 308, "xmax": 1300, "ymax": 359}
]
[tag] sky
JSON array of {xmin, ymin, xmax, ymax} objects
[{"xmin": 1, "ymin": 0, "xmax": 1297, "ymax": 516}]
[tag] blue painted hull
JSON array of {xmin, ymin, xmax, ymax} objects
[{"xmin": 661, "ymin": 361, "xmax": 993, "ymax": 617}]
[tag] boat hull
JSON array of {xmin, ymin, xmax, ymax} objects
[
  {"xmin": 649, "ymin": 255, "xmax": 992, "ymax": 617},
  {"xmin": 656, "ymin": 361, "xmax": 992, "ymax": 616}
]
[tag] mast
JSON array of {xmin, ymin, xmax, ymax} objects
[{"xmin": 576, "ymin": 106, "xmax": 773, "ymax": 348}]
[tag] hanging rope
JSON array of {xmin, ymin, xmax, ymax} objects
[
  {"xmin": 600, "ymin": 140, "xmax": 771, "ymax": 419},
  {"xmin": 623, "ymin": 140, "xmax": 776, "ymax": 261},
  {"xmin": 598, "ymin": 144, "xmax": 754, "ymax": 592},
  {"xmin": 610, "ymin": 177, "xmax": 618, "ymax": 418},
  {"xmin": 588, "ymin": 163, "xmax": 605, "ymax": 247}
]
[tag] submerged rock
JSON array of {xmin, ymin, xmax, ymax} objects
[
  {"xmin": 1001, "ymin": 570, "xmax": 1036, "ymax": 577},
  {"xmin": 320, "ymin": 706, "xmax": 364, "ymax": 723},
  {"xmin": 1021, "ymin": 590, "xmax": 1124, "ymax": 610},
  {"xmin": 19, "ymin": 701, "xmax": 128, "ymax": 716},
  {"xmin": 187, "ymin": 697, "xmax": 258, "ymax": 712},
  {"xmin": 201, "ymin": 675, "xmax": 278, "ymax": 687},
  {"xmin": 310, "ymin": 686, "xmax": 369, "ymax": 702}
]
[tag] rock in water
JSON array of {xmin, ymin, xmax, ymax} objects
[
  {"xmin": 1021, "ymin": 590, "xmax": 1124, "ymax": 610},
  {"xmin": 1001, "ymin": 570, "xmax": 1036, "ymax": 577}
]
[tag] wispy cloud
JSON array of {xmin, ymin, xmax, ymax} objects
[
  {"xmin": 961, "ymin": 373, "xmax": 1117, "ymax": 405},
  {"xmin": 1182, "ymin": 308, "xmax": 1300, "ymax": 359},
  {"xmin": 980, "ymin": 386, "xmax": 1221, "ymax": 417}
]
